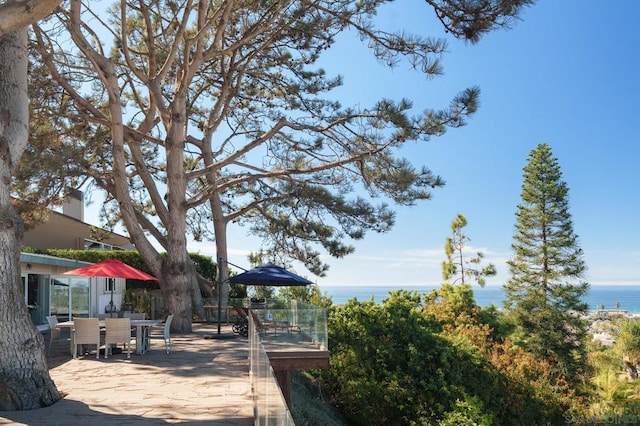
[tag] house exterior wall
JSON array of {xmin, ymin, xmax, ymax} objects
[
  {"xmin": 22, "ymin": 211, "xmax": 133, "ymax": 251},
  {"xmin": 20, "ymin": 254, "xmax": 127, "ymax": 328},
  {"xmin": 19, "ymin": 200, "xmax": 134, "ymax": 329},
  {"xmin": 22, "ymin": 212, "xmax": 134, "ymax": 250}
]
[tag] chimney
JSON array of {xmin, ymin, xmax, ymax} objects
[{"xmin": 63, "ymin": 189, "xmax": 84, "ymax": 221}]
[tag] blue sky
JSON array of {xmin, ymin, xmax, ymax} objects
[{"xmin": 89, "ymin": 0, "xmax": 640, "ymax": 288}]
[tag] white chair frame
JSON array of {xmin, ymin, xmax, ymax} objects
[
  {"xmin": 73, "ymin": 317, "xmax": 101, "ymax": 359},
  {"xmin": 103, "ymin": 317, "xmax": 133, "ymax": 359},
  {"xmin": 152, "ymin": 314, "xmax": 174, "ymax": 354},
  {"xmin": 46, "ymin": 315, "xmax": 61, "ymax": 355}
]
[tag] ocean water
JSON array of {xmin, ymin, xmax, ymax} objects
[{"xmin": 320, "ymin": 284, "xmax": 640, "ymax": 314}]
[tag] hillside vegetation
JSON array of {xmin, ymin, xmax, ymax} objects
[{"xmin": 286, "ymin": 285, "xmax": 640, "ymax": 425}]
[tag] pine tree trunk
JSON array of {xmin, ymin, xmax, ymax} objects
[
  {"xmin": 211, "ymin": 197, "xmax": 230, "ymax": 314},
  {"xmin": 160, "ymin": 254, "xmax": 195, "ymax": 333},
  {"xmin": 0, "ymin": 28, "xmax": 61, "ymax": 411},
  {"xmin": 155, "ymin": 98, "xmax": 199, "ymax": 333},
  {"xmin": 0, "ymin": 221, "xmax": 61, "ymax": 409}
]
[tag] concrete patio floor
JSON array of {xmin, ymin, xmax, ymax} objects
[{"xmin": 0, "ymin": 324, "xmax": 253, "ymax": 425}]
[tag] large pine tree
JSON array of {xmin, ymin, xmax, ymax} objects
[{"xmin": 504, "ymin": 143, "xmax": 589, "ymax": 380}]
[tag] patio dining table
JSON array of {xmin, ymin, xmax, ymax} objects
[{"xmin": 56, "ymin": 319, "xmax": 162, "ymax": 356}]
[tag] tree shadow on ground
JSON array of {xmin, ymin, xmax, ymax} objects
[{"xmin": 0, "ymin": 398, "xmax": 251, "ymax": 425}]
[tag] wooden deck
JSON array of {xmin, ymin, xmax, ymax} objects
[{"xmin": 259, "ymin": 330, "xmax": 330, "ymax": 407}]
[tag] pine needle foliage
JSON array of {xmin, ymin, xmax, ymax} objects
[
  {"xmin": 503, "ymin": 143, "xmax": 589, "ymax": 381},
  {"xmin": 442, "ymin": 213, "xmax": 496, "ymax": 287}
]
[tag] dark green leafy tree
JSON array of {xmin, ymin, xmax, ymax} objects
[
  {"xmin": 324, "ymin": 291, "xmax": 454, "ymax": 424},
  {"xmin": 439, "ymin": 395, "xmax": 493, "ymax": 426},
  {"xmin": 322, "ymin": 289, "xmax": 577, "ymax": 424},
  {"xmin": 442, "ymin": 213, "xmax": 496, "ymax": 287},
  {"xmin": 503, "ymin": 143, "xmax": 589, "ymax": 380},
  {"xmin": 28, "ymin": 0, "xmax": 534, "ymax": 331},
  {"xmin": 423, "ymin": 282, "xmax": 484, "ymax": 332},
  {"xmin": 587, "ymin": 318, "xmax": 640, "ymax": 416},
  {"xmin": 277, "ymin": 284, "xmax": 333, "ymax": 309},
  {"xmin": 613, "ymin": 319, "xmax": 640, "ymax": 380}
]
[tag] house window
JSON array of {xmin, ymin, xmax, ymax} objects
[
  {"xmin": 84, "ymin": 239, "xmax": 121, "ymax": 251},
  {"xmin": 105, "ymin": 278, "xmax": 116, "ymax": 294}
]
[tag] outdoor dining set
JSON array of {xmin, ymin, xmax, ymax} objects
[
  {"xmin": 42, "ymin": 258, "xmax": 174, "ymax": 358},
  {"xmin": 47, "ymin": 313, "xmax": 173, "ymax": 358}
]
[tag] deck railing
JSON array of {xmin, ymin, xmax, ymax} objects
[
  {"xmin": 249, "ymin": 315, "xmax": 295, "ymax": 425},
  {"xmin": 149, "ymin": 296, "xmax": 328, "ymax": 424},
  {"xmin": 233, "ymin": 299, "xmax": 327, "ymax": 349},
  {"xmin": 247, "ymin": 299, "xmax": 328, "ymax": 425}
]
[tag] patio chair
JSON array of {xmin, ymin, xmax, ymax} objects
[
  {"xmin": 73, "ymin": 317, "xmax": 101, "ymax": 359},
  {"xmin": 232, "ymin": 306, "xmax": 249, "ymax": 337},
  {"xmin": 123, "ymin": 312, "xmax": 146, "ymax": 337},
  {"xmin": 152, "ymin": 314, "xmax": 173, "ymax": 354},
  {"xmin": 104, "ymin": 317, "xmax": 132, "ymax": 358},
  {"xmin": 163, "ymin": 314, "xmax": 174, "ymax": 354},
  {"xmin": 45, "ymin": 315, "xmax": 61, "ymax": 355},
  {"xmin": 248, "ymin": 309, "xmax": 289, "ymax": 336}
]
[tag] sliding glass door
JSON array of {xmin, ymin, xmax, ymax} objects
[
  {"xmin": 50, "ymin": 276, "xmax": 90, "ymax": 320},
  {"xmin": 21, "ymin": 274, "xmax": 49, "ymax": 326},
  {"xmin": 70, "ymin": 277, "xmax": 90, "ymax": 318}
]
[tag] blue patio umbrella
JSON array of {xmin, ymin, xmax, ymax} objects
[
  {"xmin": 209, "ymin": 262, "xmax": 312, "ymax": 338},
  {"xmin": 228, "ymin": 263, "xmax": 313, "ymax": 287}
]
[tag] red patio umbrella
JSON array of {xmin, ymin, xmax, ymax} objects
[
  {"xmin": 62, "ymin": 259, "xmax": 158, "ymax": 281},
  {"xmin": 63, "ymin": 259, "xmax": 158, "ymax": 312}
]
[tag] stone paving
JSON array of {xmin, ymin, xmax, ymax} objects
[{"xmin": 0, "ymin": 324, "xmax": 253, "ymax": 425}]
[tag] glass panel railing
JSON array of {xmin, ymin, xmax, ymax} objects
[
  {"xmin": 249, "ymin": 304, "xmax": 327, "ymax": 350},
  {"xmin": 233, "ymin": 298, "xmax": 327, "ymax": 349},
  {"xmin": 148, "ymin": 295, "xmax": 327, "ymax": 424},
  {"xmin": 292, "ymin": 299, "xmax": 328, "ymax": 350},
  {"xmin": 148, "ymin": 297, "xmax": 328, "ymax": 348},
  {"xmin": 249, "ymin": 316, "xmax": 295, "ymax": 425}
]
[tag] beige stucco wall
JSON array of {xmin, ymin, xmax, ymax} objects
[{"xmin": 22, "ymin": 211, "xmax": 132, "ymax": 251}]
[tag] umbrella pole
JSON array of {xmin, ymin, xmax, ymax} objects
[
  {"xmin": 205, "ymin": 258, "xmax": 237, "ymax": 339},
  {"xmin": 217, "ymin": 264, "xmax": 222, "ymax": 335},
  {"xmin": 109, "ymin": 282, "xmax": 114, "ymax": 315}
]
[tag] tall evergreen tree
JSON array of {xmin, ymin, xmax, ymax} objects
[{"xmin": 503, "ymin": 143, "xmax": 589, "ymax": 380}]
